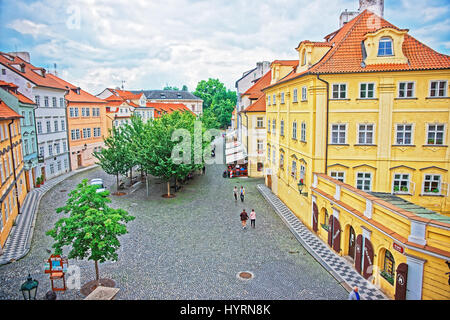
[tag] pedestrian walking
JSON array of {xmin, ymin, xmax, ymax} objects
[
  {"xmin": 250, "ymin": 209, "xmax": 256, "ymax": 228},
  {"xmin": 233, "ymin": 186, "xmax": 238, "ymax": 201},
  {"xmin": 240, "ymin": 209, "xmax": 249, "ymax": 229},
  {"xmin": 202, "ymin": 166, "xmax": 206, "ymax": 175},
  {"xmin": 348, "ymin": 286, "xmax": 360, "ymax": 300},
  {"xmin": 240, "ymin": 186, "xmax": 245, "ymax": 202}
]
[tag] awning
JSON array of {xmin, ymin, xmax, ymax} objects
[
  {"xmin": 226, "ymin": 130, "xmax": 236, "ymax": 137},
  {"xmin": 226, "ymin": 152, "xmax": 246, "ymax": 164},
  {"xmin": 226, "ymin": 141, "xmax": 241, "ymax": 149},
  {"xmin": 226, "ymin": 145, "xmax": 242, "ymax": 156}
]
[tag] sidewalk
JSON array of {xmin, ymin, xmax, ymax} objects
[
  {"xmin": 0, "ymin": 165, "xmax": 99, "ymax": 265},
  {"xmin": 257, "ymin": 184, "xmax": 389, "ymax": 300}
]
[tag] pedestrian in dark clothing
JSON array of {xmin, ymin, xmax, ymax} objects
[
  {"xmin": 233, "ymin": 186, "xmax": 238, "ymax": 201},
  {"xmin": 250, "ymin": 209, "xmax": 256, "ymax": 228},
  {"xmin": 240, "ymin": 209, "xmax": 249, "ymax": 229},
  {"xmin": 240, "ymin": 186, "xmax": 245, "ymax": 202},
  {"xmin": 202, "ymin": 166, "xmax": 206, "ymax": 175}
]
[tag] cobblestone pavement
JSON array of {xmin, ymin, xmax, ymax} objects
[{"xmin": 0, "ymin": 159, "xmax": 348, "ymax": 300}]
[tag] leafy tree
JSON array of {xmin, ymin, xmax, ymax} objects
[
  {"xmin": 181, "ymin": 85, "xmax": 188, "ymax": 91},
  {"xmin": 163, "ymin": 85, "xmax": 179, "ymax": 90},
  {"xmin": 46, "ymin": 180, "xmax": 135, "ymax": 284},
  {"xmin": 198, "ymin": 108, "xmax": 220, "ymax": 130},
  {"xmin": 121, "ymin": 115, "xmax": 146, "ymax": 184},
  {"xmin": 94, "ymin": 126, "xmax": 129, "ymax": 193}
]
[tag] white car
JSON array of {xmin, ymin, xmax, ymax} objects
[{"xmin": 90, "ymin": 179, "xmax": 106, "ymax": 193}]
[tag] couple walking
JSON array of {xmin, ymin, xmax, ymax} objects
[
  {"xmin": 240, "ymin": 209, "xmax": 256, "ymax": 230},
  {"xmin": 233, "ymin": 186, "xmax": 245, "ymax": 202}
]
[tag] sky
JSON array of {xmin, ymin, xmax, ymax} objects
[{"xmin": 0, "ymin": 0, "xmax": 449, "ymax": 95}]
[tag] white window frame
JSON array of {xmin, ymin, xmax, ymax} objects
[
  {"xmin": 272, "ymin": 120, "xmax": 276, "ymax": 134},
  {"xmin": 330, "ymin": 123, "xmax": 347, "ymax": 144},
  {"xmin": 292, "ymin": 121, "xmax": 297, "ymax": 139},
  {"xmin": 273, "ymin": 94, "xmax": 276, "ymax": 105},
  {"xmin": 293, "ymin": 88, "xmax": 298, "ymax": 103},
  {"xmin": 330, "ymin": 171, "xmax": 345, "ymax": 183},
  {"xmin": 358, "ymin": 123, "xmax": 375, "ymax": 145},
  {"xmin": 395, "ymin": 123, "xmax": 414, "ymax": 145},
  {"xmin": 281, "ymin": 92, "xmax": 285, "ymax": 104},
  {"xmin": 301, "ymin": 86, "xmax": 307, "ymax": 101},
  {"xmin": 291, "ymin": 160, "xmax": 297, "ymax": 179},
  {"xmin": 398, "ymin": 81, "xmax": 415, "ymax": 98},
  {"xmin": 256, "ymin": 117, "xmax": 264, "ymax": 128},
  {"xmin": 301, "ymin": 122, "xmax": 306, "ymax": 142},
  {"xmin": 267, "ymin": 119, "xmax": 270, "ymax": 133},
  {"xmin": 422, "ymin": 174, "xmax": 442, "ymax": 195},
  {"xmin": 280, "ymin": 120, "xmax": 284, "ymax": 136},
  {"xmin": 429, "ymin": 80, "xmax": 447, "ymax": 98},
  {"xmin": 378, "ymin": 37, "xmax": 393, "ymax": 56},
  {"xmin": 331, "ymin": 83, "xmax": 347, "ymax": 99},
  {"xmin": 426, "ymin": 123, "xmax": 445, "ymax": 145},
  {"xmin": 393, "ymin": 173, "xmax": 410, "ymax": 194},
  {"xmin": 356, "ymin": 172, "xmax": 372, "ymax": 191},
  {"xmin": 359, "ymin": 82, "xmax": 376, "ymax": 99}
]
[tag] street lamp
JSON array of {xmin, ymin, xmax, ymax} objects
[
  {"xmin": 297, "ymin": 179, "xmax": 308, "ymax": 197},
  {"xmin": 20, "ymin": 274, "xmax": 39, "ymax": 300}
]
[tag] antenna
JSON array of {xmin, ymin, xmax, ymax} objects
[
  {"xmin": 54, "ymin": 63, "xmax": 57, "ymax": 76},
  {"xmin": 121, "ymin": 80, "xmax": 126, "ymax": 90}
]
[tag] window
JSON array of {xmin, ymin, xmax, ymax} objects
[
  {"xmin": 257, "ymin": 117, "xmax": 263, "ymax": 128},
  {"xmin": 358, "ymin": 124, "xmax": 374, "ymax": 144},
  {"xmin": 427, "ymin": 124, "xmax": 444, "ymax": 145},
  {"xmin": 257, "ymin": 162, "xmax": 263, "ymax": 172},
  {"xmin": 46, "ymin": 121, "xmax": 51, "ymax": 133},
  {"xmin": 292, "ymin": 121, "xmax": 297, "ymax": 139},
  {"xmin": 61, "ymin": 120, "xmax": 65, "ymax": 131},
  {"xmin": 71, "ymin": 129, "xmax": 80, "ymax": 140},
  {"xmin": 94, "ymin": 127, "xmax": 101, "ymax": 137},
  {"xmin": 330, "ymin": 171, "xmax": 345, "ymax": 183},
  {"xmin": 49, "ymin": 163, "xmax": 54, "ymax": 174},
  {"xmin": 396, "ymin": 124, "xmax": 413, "ymax": 145},
  {"xmin": 382, "ymin": 250, "xmax": 395, "ymax": 285},
  {"xmin": 55, "ymin": 143, "xmax": 60, "ymax": 154},
  {"xmin": 423, "ymin": 174, "xmax": 441, "ymax": 194},
  {"xmin": 273, "ymin": 94, "xmax": 276, "ymax": 105},
  {"xmin": 378, "ymin": 37, "xmax": 393, "ymax": 56},
  {"xmin": 281, "ymin": 92, "xmax": 285, "ymax": 104},
  {"xmin": 44, "ymin": 96, "xmax": 49, "ymax": 107},
  {"xmin": 85, "ymin": 108, "xmax": 90, "ymax": 117},
  {"xmin": 48, "ymin": 145, "xmax": 53, "ymax": 156},
  {"xmin": 69, "ymin": 108, "xmax": 75, "ymax": 117},
  {"xmin": 268, "ymin": 96, "xmax": 271, "ymax": 105},
  {"xmin": 267, "ymin": 119, "xmax": 270, "ymax": 133},
  {"xmin": 302, "ymin": 49, "xmax": 306, "ymax": 66},
  {"xmin": 60, "ymin": 98, "xmax": 64, "ymax": 107},
  {"xmin": 331, "ymin": 124, "xmax": 346, "ymax": 144},
  {"xmin": 257, "ymin": 140, "xmax": 263, "ymax": 154},
  {"xmin": 35, "ymin": 96, "xmax": 40, "ymax": 107},
  {"xmin": 398, "ymin": 82, "xmax": 415, "ymax": 98},
  {"xmin": 360, "ymin": 83, "xmax": 375, "ymax": 99},
  {"xmin": 272, "ymin": 120, "xmax": 276, "ymax": 134},
  {"xmin": 64, "ymin": 159, "xmax": 68, "ymax": 170},
  {"xmin": 291, "ymin": 160, "xmax": 297, "ymax": 179},
  {"xmin": 293, "ymin": 89, "xmax": 298, "ymax": 102},
  {"xmin": 31, "ymin": 137, "xmax": 35, "ymax": 152},
  {"xmin": 54, "ymin": 120, "xmax": 58, "ymax": 132},
  {"xmin": 430, "ymin": 80, "xmax": 447, "ymax": 97},
  {"xmin": 57, "ymin": 161, "xmax": 62, "ymax": 171},
  {"xmin": 28, "ymin": 111, "xmax": 33, "ymax": 125},
  {"xmin": 272, "ymin": 149, "xmax": 276, "ymax": 165},
  {"xmin": 39, "ymin": 146, "xmax": 44, "ymax": 158},
  {"xmin": 301, "ymin": 122, "xmax": 306, "ymax": 142},
  {"xmin": 62, "ymin": 141, "xmax": 67, "ymax": 152},
  {"xmin": 0, "ymin": 160, "xmax": 3, "ymax": 182},
  {"xmin": 300, "ymin": 164, "xmax": 305, "ymax": 181},
  {"xmin": 82, "ymin": 108, "xmax": 86, "ymax": 117},
  {"xmin": 280, "ymin": 153, "xmax": 284, "ymax": 169},
  {"xmin": 356, "ymin": 172, "xmax": 372, "ymax": 191},
  {"xmin": 1, "ymin": 68, "xmax": 5, "ymax": 75},
  {"xmin": 280, "ymin": 120, "xmax": 284, "ymax": 136},
  {"xmin": 393, "ymin": 173, "xmax": 410, "ymax": 193},
  {"xmin": 52, "ymin": 97, "xmax": 57, "ymax": 107},
  {"xmin": 24, "ymin": 139, "xmax": 29, "ymax": 155},
  {"xmin": 267, "ymin": 145, "xmax": 271, "ymax": 161},
  {"xmin": 93, "ymin": 108, "xmax": 100, "ymax": 117},
  {"xmin": 301, "ymin": 86, "xmax": 307, "ymax": 101},
  {"xmin": 332, "ymin": 84, "xmax": 347, "ymax": 99}
]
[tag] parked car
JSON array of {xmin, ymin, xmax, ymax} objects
[{"xmin": 90, "ymin": 178, "xmax": 106, "ymax": 193}]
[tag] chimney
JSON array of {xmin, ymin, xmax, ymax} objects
[
  {"xmin": 8, "ymin": 51, "xmax": 30, "ymax": 63},
  {"xmin": 358, "ymin": 0, "xmax": 384, "ymax": 17}
]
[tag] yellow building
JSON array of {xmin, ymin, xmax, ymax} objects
[
  {"xmin": 0, "ymin": 98, "xmax": 28, "ymax": 248},
  {"xmin": 263, "ymin": 10, "xmax": 450, "ymax": 299}
]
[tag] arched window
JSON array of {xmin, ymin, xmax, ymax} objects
[
  {"xmin": 382, "ymin": 249, "xmax": 395, "ymax": 285},
  {"xmin": 378, "ymin": 37, "xmax": 393, "ymax": 56}
]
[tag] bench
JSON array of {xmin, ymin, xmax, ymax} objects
[{"xmin": 84, "ymin": 286, "xmax": 120, "ymax": 300}]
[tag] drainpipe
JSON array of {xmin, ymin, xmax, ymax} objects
[
  {"xmin": 64, "ymin": 98, "xmax": 72, "ymax": 173},
  {"xmin": 316, "ymin": 75, "xmax": 329, "ymax": 175},
  {"xmin": 8, "ymin": 120, "xmax": 21, "ymax": 214},
  {"xmin": 32, "ymin": 104, "xmax": 39, "ymax": 186},
  {"xmin": 243, "ymin": 111, "xmax": 249, "ymax": 175}
]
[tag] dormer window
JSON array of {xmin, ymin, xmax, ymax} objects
[
  {"xmin": 378, "ymin": 37, "xmax": 393, "ymax": 56},
  {"xmin": 302, "ymin": 49, "xmax": 307, "ymax": 66}
]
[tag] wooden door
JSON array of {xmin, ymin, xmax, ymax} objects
[
  {"xmin": 395, "ymin": 263, "xmax": 408, "ymax": 300},
  {"xmin": 348, "ymin": 227, "xmax": 356, "ymax": 259},
  {"xmin": 41, "ymin": 167, "xmax": 46, "ymax": 182},
  {"xmin": 77, "ymin": 154, "xmax": 82, "ymax": 167},
  {"xmin": 362, "ymin": 238, "xmax": 374, "ymax": 279},
  {"xmin": 332, "ymin": 216, "xmax": 341, "ymax": 253},
  {"xmin": 312, "ymin": 202, "xmax": 318, "ymax": 232},
  {"xmin": 267, "ymin": 175, "xmax": 272, "ymax": 190},
  {"xmin": 355, "ymin": 234, "xmax": 363, "ymax": 274},
  {"xmin": 25, "ymin": 170, "xmax": 31, "ymax": 192}
]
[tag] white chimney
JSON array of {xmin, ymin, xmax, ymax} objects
[{"xmin": 8, "ymin": 51, "xmax": 30, "ymax": 63}]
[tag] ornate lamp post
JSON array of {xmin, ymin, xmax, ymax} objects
[
  {"xmin": 20, "ymin": 274, "xmax": 39, "ymax": 300},
  {"xmin": 297, "ymin": 179, "xmax": 308, "ymax": 197}
]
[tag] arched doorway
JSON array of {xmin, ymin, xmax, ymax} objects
[
  {"xmin": 348, "ymin": 226, "xmax": 356, "ymax": 259},
  {"xmin": 312, "ymin": 202, "xmax": 318, "ymax": 232},
  {"xmin": 355, "ymin": 234, "xmax": 374, "ymax": 280},
  {"xmin": 327, "ymin": 215, "xmax": 341, "ymax": 253}
]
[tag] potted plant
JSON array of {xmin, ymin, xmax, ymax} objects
[
  {"xmin": 401, "ymin": 186, "xmax": 408, "ymax": 192},
  {"xmin": 393, "ymin": 185, "xmax": 399, "ymax": 192},
  {"xmin": 36, "ymin": 177, "xmax": 41, "ymax": 187},
  {"xmin": 427, "ymin": 138, "xmax": 434, "ymax": 144},
  {"xmin": 432, "ymin": 188, "xmax": 439, "ymax": 193}
]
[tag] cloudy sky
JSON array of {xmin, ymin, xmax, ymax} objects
[{"xmin": 0, "ymin": 0, "xmax": 449, "ymax": 95}]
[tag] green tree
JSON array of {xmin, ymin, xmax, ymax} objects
[
  {"xmin": 46, "ymin": 180, "xmax": 135, "ymax": 284},
  {"xmin": 181, "ymin": 85, "xmax": 188, "ymax": 91},
  {"xmin": 121, "ymin": 115, "xmax": 146, "ymax": 185},
  {"xmin": 163, "ymin": 85, "xmax": 179, "ymax": 90},
  {"xmin": 94, "ymin": 126, "xmax": 129, "ymax": 193}
]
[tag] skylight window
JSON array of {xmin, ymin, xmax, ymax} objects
[{"xmin": 378, "ymin": 37, "xmax": 393, "ymax": 56}]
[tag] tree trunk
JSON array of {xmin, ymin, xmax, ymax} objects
[
  {"xmin": 95, "ymin": 260, "xmax": 100, "ymax": 282},
  {"xmin": 129, "ymin": 167, "xmax": 133, "ymax": 186},
  {"xmin": 167, "ymin": 181, "xmax": 171, "ymax": 197},
  {"xmin": 116, "ymin": 173, "xmax": 119, "ymax": 192}
]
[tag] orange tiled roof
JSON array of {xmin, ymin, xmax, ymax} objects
[
  {"xmin": 271, "ymin": 60, "xmax": 299, "ymax": 67},
  {"xmin": 0, "ymin": 80, "xmax": 35, "ymax": 104},
  {"xmin": 0, "ymin": 52, "xmax": 67, "ymax": 90},
  {"xmin": 0, "ymin": 98, "xmax": 22, "ymax": 119},
  {"xmin": 242, "ymin": 95, "xmax": 266, "ymax": 113},
  {"xmin": 46, "ymin": 74, "xmax": 106, "ymax": 104},
  {"xmin": 265, "ymin": 10, "xmax": 450, "ymax": 89},
  {"xmin": 146, "ymin": 102, "xmax": 194, "ymax": 118},
  {"xmin": 242, "ymin": 70, "xmax": 272, "ymax": 99},
  {"xmin": 108, "ymin": 88, "xmax": 142, "ymax": 100}
]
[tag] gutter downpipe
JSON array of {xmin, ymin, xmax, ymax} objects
[
  {"xmin": 316, "ymin": 75, "xmax": 329, "ymax": 175},
  {"xmin": 8, "ymin": 120, "xmax": 21, "ymax": 214}
]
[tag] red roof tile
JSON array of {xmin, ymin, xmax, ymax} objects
[
  {"xmin": 0, "ymin": 99, "xmax": 22, "ymax": 119},
  {"xmin": 46, "ymin": 74, "xmax": 106, "ymax": 104},
  {"xmin": 0, "ymin": 80, "xmax": 35, "ymax": 104}
]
